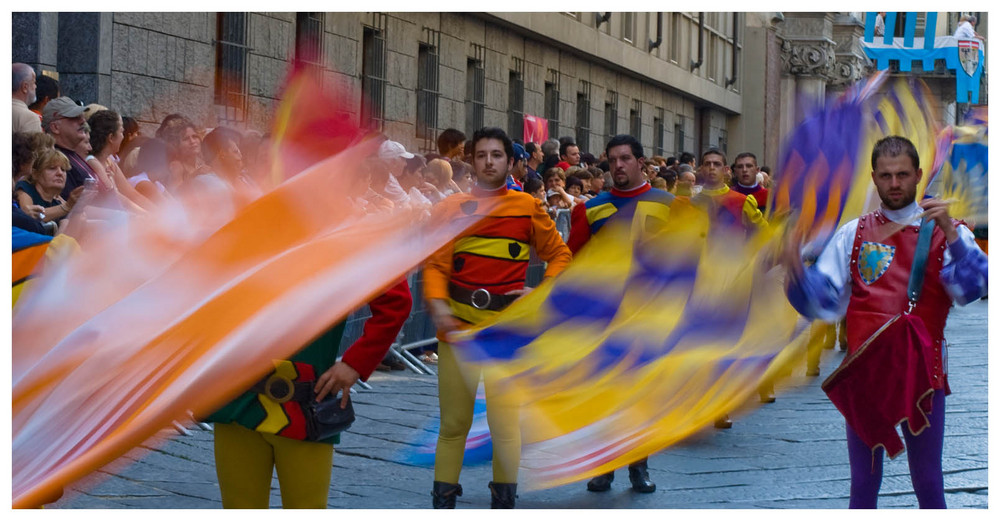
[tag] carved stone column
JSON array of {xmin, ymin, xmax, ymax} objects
[
  {"xmin": 778, "ymin": 13, "xmax": 837, "ymax": 125},
  {"xmin": 829, "ymin": 13, "xmax": 873, "ymax": 90}
]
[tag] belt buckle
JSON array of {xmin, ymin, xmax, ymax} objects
[
  {"xmin": 470, "ymin": 288, "xmax": 492, "ymax": 310},
  {"xmin": 263, "ymin": 374, "xmax": 296, "ymax": 403}
]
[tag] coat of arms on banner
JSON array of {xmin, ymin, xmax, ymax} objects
[
  {"xmin": 858, "ymin": 241, "xmax": 895, "ymax": 285},
  {"xmin": 958, "ymin": 40, "xmax": 981, "ymax": 76}
]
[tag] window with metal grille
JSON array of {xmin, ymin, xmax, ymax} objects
[
  {"xmin": 674, "ymin": 120, "xmax": 685, "ymax": 156},
  {"xmin": 604, "ymin": 90, "xmax": 618, "ymax": 139},
  {"xmin": 295, "ymin": 13, "xmax": 324, "ymax": 78},
  {"xmin": 629, "ymin": 99, "xmax": 641, "ymax": 139},
  {"xmin": 416, "ymin": 29, "xmax": 440, "ymax": 144},
  {"xmin": 653, "ymin": 108, "xmax": 665, "ymax": 156},
  {"xmin": 544, "ymin": 69, "xmax": 560, "ymax": 139},
  {"xmin": 622, "ymin": 12, "xmax": 635, "ymax": 43},
  {"xmin": 717, "ymin": 129, "xmax": 728, "ymax": 155},
  {"xmin": 575, "ymin": 81, "xmax": 590, "ymax": 151},
  {"xmin": 214, "ymin": 12, "xmax": 250, "ymax": 123},
  {"xmin": 361, "ymin": 18, "xmax": 387, "ymax": 131},
  {"xmin": 508, "ymin": 57, "xmax": 524, "ymax": 141},
  {"xmin": 465, "ymin": 46, "xmax": 485, "ymax": 136}
]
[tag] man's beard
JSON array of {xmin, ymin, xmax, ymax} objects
[
  {"xmin": 613, "ymin": 173, "xmax": 630, "ymax": 189},
  {"xmin": 880, "ymin": 190, "xmax": 916, "ymax": 210}
]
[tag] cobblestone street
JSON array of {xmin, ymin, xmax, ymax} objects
[{"xmin": 51, "ymin": 300, "xmax": 988, "ymax": 509}]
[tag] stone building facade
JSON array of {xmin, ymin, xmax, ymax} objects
[
  {"xmin": 12, "ymin": 11, "xmax": 985, "ymax": 167},
  {"xmin": 13, "ymin": 11, "xmax": 746, "ymax": 159}
]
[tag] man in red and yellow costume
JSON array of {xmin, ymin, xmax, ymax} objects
[{"xmin": 424, "ymin": 126, "xmax": 572, "ymax": 509}]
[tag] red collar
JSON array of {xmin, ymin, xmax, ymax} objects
[
  {"xmin": 610, "ymin": 182, "xmax": 651, "ymax": 198},
  {"xmin": 471, "ymin": 184, "xmax": 508, "ymax": 198}
]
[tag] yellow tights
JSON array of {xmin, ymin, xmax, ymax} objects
[
  {"xmin": 214, "ymin": 422, "xmax": 333, "ymax": 508},
  {"xmin": 434, "ymin": 341, "xmax": 521, "ymax": 484}
]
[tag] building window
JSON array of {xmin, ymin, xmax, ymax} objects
[
  {"xmin": 629, "ymin": 99, "xmax": 641, "ymax": 139},
  {"xmin": 575, "ymin": 80, "xmax": 591, "ymax": 151},
  {"xmin": 361, "ymin": 16, "xmax": 387, "ymax": 131},
  {"xmin": 508, "ymin": 57, "xmax": 525, "ymax": 141},
  {"xmin": 718, "ymin": 128, "xmax": 728, "ymax": 155},
  {"xmin": 544, "ymin": 69, "xmax": 560, "ymax": 139},
  {"xmin": 416, "ymin": 28, "xmax": 440, "ymax": 147},
  {"xmin": 295, "ymin": 13, "xmax": 324, "ymax": 78},
  {"xmin": 622, "ymin": 12, "xmax": 635, "ymax": 43},
  {"xmin": 670, "ymin": 13, "xmax": 681, "ymax": 63},
  {"xmin": 465, "ymin": 44, "xmax": 485, "ymax": 136},
  {"xmin": 215, "ymin": 12, "xmax": 250, "ymax": 123},
  {"xmin": 653, "ymin": 107, "xmax": 665, "ymax": 156},
  {"xmin": 674, "ymin": 119, "xmax": 685, "ymax": 156},
  {"xmin": 604, "ymin": 90, "xmax": 618, "ymax": 139}
]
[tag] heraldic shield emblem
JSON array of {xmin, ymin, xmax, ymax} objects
[
  {"xmin": 858, "ymin": 241, "xmax": 895, "ymax": 285},
  {"xmin": 959, "ymin": 40, "xmax": 981, "ymax": 76}
]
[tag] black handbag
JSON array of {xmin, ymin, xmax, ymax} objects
[{"xmin": 303, "ymin": 391, "xmax": 356, "ymax": 441}]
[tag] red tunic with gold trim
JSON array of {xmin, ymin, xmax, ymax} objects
[
  {"xmin": 822, "ymin": 211, "xmax": 956, "ymax": 456},
  {"xmin": 845, "ymin": 211, "xmax": 952, "ymax": 390}
]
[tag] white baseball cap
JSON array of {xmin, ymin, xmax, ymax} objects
[{"xmin": 378, "ymin": 140, "xmax": 415, "ymax": 160}]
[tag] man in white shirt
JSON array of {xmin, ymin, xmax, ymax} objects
[
  {"xmin": 12, "ymin": 63, "xmax": 42, "ymax": 134},
  {"xmin": 953, "ymin": 15, "xmax": 981, "ymax": 40}
]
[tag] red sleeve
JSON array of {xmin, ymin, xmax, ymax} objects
[
  {"xmin": 340, "ymin": 278, "xmax": 413, "ymax": 381},
  {"xmin": 565, "ymin": 202, "xmax": 591, "ymax": 255}
]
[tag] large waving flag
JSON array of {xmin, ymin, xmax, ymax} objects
[
  {"xmin": 451, "ymin": 204, "xmax": 814, "ymax": 489},
  {"xmin": 11, "ymin": 72, "xmax": 489, "ymax": 508},
  {"xmin": 772, "ymin": 72, "xmax": 945, "ymax": 259}
]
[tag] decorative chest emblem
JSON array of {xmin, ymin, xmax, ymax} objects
[{"xmin": 858, "ymin": 241, "xmax": 895, "ymax": 285}]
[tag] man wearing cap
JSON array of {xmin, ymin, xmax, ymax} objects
[
  {"xmin": 374, "ymin": 139, "xmax": 415, "ymax": 207},
  {"xmin": 43, "ymin": 96, "xmax": 96, "ymax": 199},
  {"xmin": 566, "ymin": 134, "xmax": 673, "ymax": 493},
  {"xmin": 505, "ymin": 142, "xmax": 530, "ymax": 191},
  {"xmin": 12, "ymin": 63, "xmax": 42, "ymax": 134},
  {"xmin": 424, "ymin": 126, "xmax": 572, "ymax": 509}
]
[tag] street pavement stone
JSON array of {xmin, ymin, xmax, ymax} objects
[{"xmin": 50, "ymin": 300, "xmax": 988, "ymax": 509}]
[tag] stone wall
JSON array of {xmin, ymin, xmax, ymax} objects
[{"xmin": 14, "ymin": 11, "xmax": 740, "ymax": 157}]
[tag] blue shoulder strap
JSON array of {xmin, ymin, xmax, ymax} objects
[{"xmin": 906, "ymin": 218, "xmax": 935, "ymax": 310}]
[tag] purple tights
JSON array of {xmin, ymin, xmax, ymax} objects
[{"xmin": 845, "ymin": 389, "xmax": 946, "ymax": 508}]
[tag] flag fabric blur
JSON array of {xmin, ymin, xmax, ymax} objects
[
  {"xmin": 450, "ymin": 204, "xmax": 814, "ymax": 490},
  {"xmin": 402, "ymin": 387, "xmax": 493, "ymax": 467},
  {"xmin": 772, "ymin": 72, "xmax": 946, "ymax": 260},
  {"xmin": 11, "ymin": 72, "xmax": 489, "ymax": 508},
  {"xmin": 924, "ymin": 109, "xmax": 988, "ymax": 226}
]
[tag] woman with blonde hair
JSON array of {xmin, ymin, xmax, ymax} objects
[{"xmin": 14, "ymin": 148, "xmax": 83, "ymax": 223}]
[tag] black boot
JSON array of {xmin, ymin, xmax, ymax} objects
[
  {"xmin": 586, "ymin": 471, "xmax": 615, "ymax": 492},
  {"xmin": 488, "ymin": 481, "xmax": 517, "ymax": 509},
  {"xmin": 431, "ymin": 481, "xmax": 462, "ymax": 509},
  {"xmin": 628, "ymin": 460, "xmax": 656, "ymax": 493}
]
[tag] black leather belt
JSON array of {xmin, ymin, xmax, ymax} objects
[
  {"xmin": 449, "ymin": 282, "xmax": 519, "ymax": 311},
  {"xmin": 250, "ymin": 373, "xmax": 313, "ymax": 403}
]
